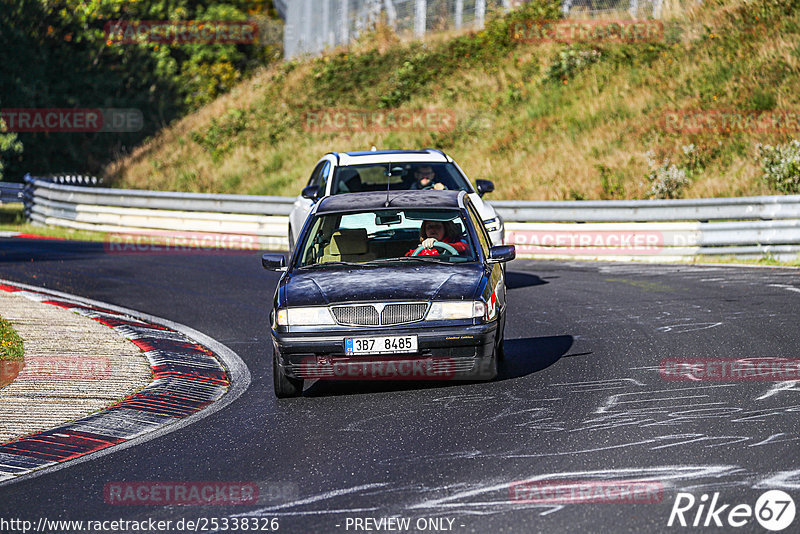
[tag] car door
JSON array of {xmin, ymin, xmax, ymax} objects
[
  {"xmin": 290, "ymin": 159, "xmax": 331, "ymax": 245},
  {"xmin": 465, "ymin": 198, "xmax": 506, "ymax": 317}
]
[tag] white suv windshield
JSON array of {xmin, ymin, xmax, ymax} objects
[
  {"xmin": 331, "ymin": 162, "xmax": 473, "ymax": 195},
  {"xmin": 296, "ymin": 208, "xmax": 477, "ymax": 267}
]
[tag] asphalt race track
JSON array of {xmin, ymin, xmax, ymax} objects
[{"xmin": 1, "ymin": 236, "xmax": 799, "ymax": 533}]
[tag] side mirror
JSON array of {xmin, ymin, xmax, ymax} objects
[
  {"xmin": 262, "ymin": 254, "xmax": 287, "ymax": 270},
  {"xmin": 487, "ymin": 245, "xmax": 515, "ymax": 264},
  {"xmin": 302, "ymin": 185, "xmax": 320, "ymax": 201},
  {"xmin": 475, "ymin": 179, "xmax": 494, "ymax": 197}
]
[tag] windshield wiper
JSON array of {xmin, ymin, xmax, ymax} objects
[
  {"xmin": 365, "ymin": 256, "xmax": 451, "ymax": 265},
  {"xmin": 300, "ymin": 261, "xmax": 364, "ymax": 269}
]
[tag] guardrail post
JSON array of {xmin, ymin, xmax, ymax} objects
[
  {"xmin": 414, "ymin": 0, "xmax": 426, "ymax": 37},
  {"xmin": 384, "ymin": 0, "xmax": 397, "ymax": 27},
  {"xmin": 340, "ymin": 0, "xmax": 349, "ymax": 44},
  {"xmin": 22, "ymin": 174, "xmax": 34, "ymax": 221}
]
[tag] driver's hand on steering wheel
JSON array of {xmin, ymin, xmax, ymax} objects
[{"xmin": 422, "ymin": 237, "xmax": 437, "ymax": 249}]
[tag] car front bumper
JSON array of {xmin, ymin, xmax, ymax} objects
[{"xmin": 272, "ymin": 321, "xmax": 498, "ymax": 381}]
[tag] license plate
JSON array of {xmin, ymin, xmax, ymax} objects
[{"xmin": 345, "ymin": 335, "xmax": 418, "ymax": 355}]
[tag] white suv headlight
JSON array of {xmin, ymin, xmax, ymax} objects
[
  {"xmin": 276, "ymin": 307, "xmax": 336, "ymax": 326},
  {"xmin": 426, "ymin": 301, "xmax": 485, "ymax": 320}
]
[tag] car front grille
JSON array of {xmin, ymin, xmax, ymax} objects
[
  {"xmin": 381, "ymin": 303, "xmax": 428, "ymax": 325},
  {"xmin": 330, "ymin": 303, "xmax": 429, "ymax": 326},
  {"xmin": 331, "ymin": 305, "xmax": 379, "ymax": 326}
]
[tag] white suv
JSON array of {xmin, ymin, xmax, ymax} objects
[{"xmin": 289, "ymin": 149, "xmax": 504, "ymax": 247}]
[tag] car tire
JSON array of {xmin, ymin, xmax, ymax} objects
[
  {"xmin": 485, "ymin": 346, "xmax": 498, "ymax": 381},
  {"xmin": 496, "ymin": 313, "xmax": 506, "ymax": 362},
  {"xmin": 496, "ymin": 336, "xmax": 505, "ymax": 363},
  {"xmin": 273, "ymin": 351, "xmax": 302, "ymax": 398},
  {"xmin": 288, "ymin": 227, "xmax": 295, "ymax": 251}
]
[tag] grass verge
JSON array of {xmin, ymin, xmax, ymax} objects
[{"xmin": 0, "ymin": 204, "xmax": 112, "ymax": 243}]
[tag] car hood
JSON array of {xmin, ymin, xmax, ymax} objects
[{"xmin": 284, "ymin": 263, "xmax": 485, "ymax": 307}]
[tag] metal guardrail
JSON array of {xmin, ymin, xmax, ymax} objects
[
  {"xmin": 19, "ymin": 176, "xmax": 800, "ymax": 262},
  {"xmin": 491, "ymin": 196, "xmax": 800, "ymax": 222},
  {"xmin": 0, "ymin": 182, "xmax": 23, "ymax": 204},
  {"xmin": 26, "ymin": 176, "xmax": 294, "ymax": 215}
]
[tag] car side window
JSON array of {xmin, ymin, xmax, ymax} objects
[
  {"xmin": 465, "ymin": 200, "xmax": 491, "ymax": 258},
  {"xmin": 307, "ymin": 161, "xmax": 326, "ymax": 188},
  {"xmin": 318, "ymin": 161, "xmax": 332, "ymax": 195}
]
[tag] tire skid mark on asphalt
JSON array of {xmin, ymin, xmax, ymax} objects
[
  {"xmin": 755, "ymin": 470, "xmax": 800, "ymax": 489},
  {"xmin": 0, "ymin": 281, "xmax": 231, "ymax": 482},
  {"xmin": 229, "ymin": 483, "xmax": 391, "ymax": 519}
]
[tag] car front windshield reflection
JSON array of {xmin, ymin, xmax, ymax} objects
[{"xmin": 296, "ymin": 209, "xmax": 477, "ymax": 268}]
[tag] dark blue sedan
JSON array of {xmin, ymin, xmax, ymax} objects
[{"xmin": 262, "ymin": 190, "xmax": 515, "ymax": 397}]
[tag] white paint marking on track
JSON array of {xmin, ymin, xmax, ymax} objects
[{"xmin": 769, "ymin": 283, "xmax": 800, "ymax": 293}]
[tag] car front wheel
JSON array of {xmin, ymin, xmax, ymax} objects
[
  {"xmin": 273, "ymin": 351, "xmax": 303, "ymax": 398},
  {"xmin": 496, "ymin": 313, "xmax": 506, "ymax": 362}
]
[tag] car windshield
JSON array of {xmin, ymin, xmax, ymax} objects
[
  {"xmin": 331, "ymin": 162, "xmax": 473, "ymax": 195},
  {"xmin": 296, "ymin": 208, "xmax": 478, "ymax": 267}
]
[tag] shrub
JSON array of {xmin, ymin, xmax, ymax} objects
[
  {"xmin": 191, "ymin": 109, "xmax": 248, "ymax": 162},
  {"xmin": 0, "ymin": 316, "xmax": 23, "ymax": 362},
  {"xmin": 0, "ymin": 118, "xmax": 23, "ymax": 181},
  {"xmin": 644, "ymin": 150, "xmax": 690, "ymax": 199},
  {"xmin": 757, "ymin": 139, "xmax": 800, "ymax": 193},
  {"xmin": 545, "ymin": 47, "xmax": 602, "ymax": 83}
]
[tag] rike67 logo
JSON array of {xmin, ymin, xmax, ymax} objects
[{"xmin": 668, "ymin": 490, "xmax": 795, "ymax": 531}]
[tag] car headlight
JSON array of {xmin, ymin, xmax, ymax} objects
[
  {"xmin": 483, "ymin": 217, "xmax": 503, "ymax": 233},
  {"xmin": 276, "ymin": 307, "xmax": 336, "ymax": 326},
  {"xmin": 426, "ymin": 301, "xmax": 486, "ymax": 320}
]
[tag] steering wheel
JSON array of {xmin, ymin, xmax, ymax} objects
[{"xmin": 412, "ymin": 241, "xmax": 458, "ymax": 256}]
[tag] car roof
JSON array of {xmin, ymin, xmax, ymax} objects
[
  {"xmin": 334, "ymin": 149, "xmax": 450, "ymax": 166},
  {"xmin": 315, "ymin": 190, "xmax": 466, "ymax": 214}
]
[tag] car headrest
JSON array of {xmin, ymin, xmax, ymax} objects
[
  {"xmin": 330, "ymin": 228, "xmax": 368, "ymax": 255},
  {"xmin": 337, "ymin": 170, "xmax": 362, "ymax": 193}
]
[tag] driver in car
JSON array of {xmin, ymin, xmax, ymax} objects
[
  {"xmin": 410, "ymin": 166, "xmax": 447, "ymax": 191},
  {"xmin": 405, "ymin": 220, "xmax": 470, "ymax": 257}
]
